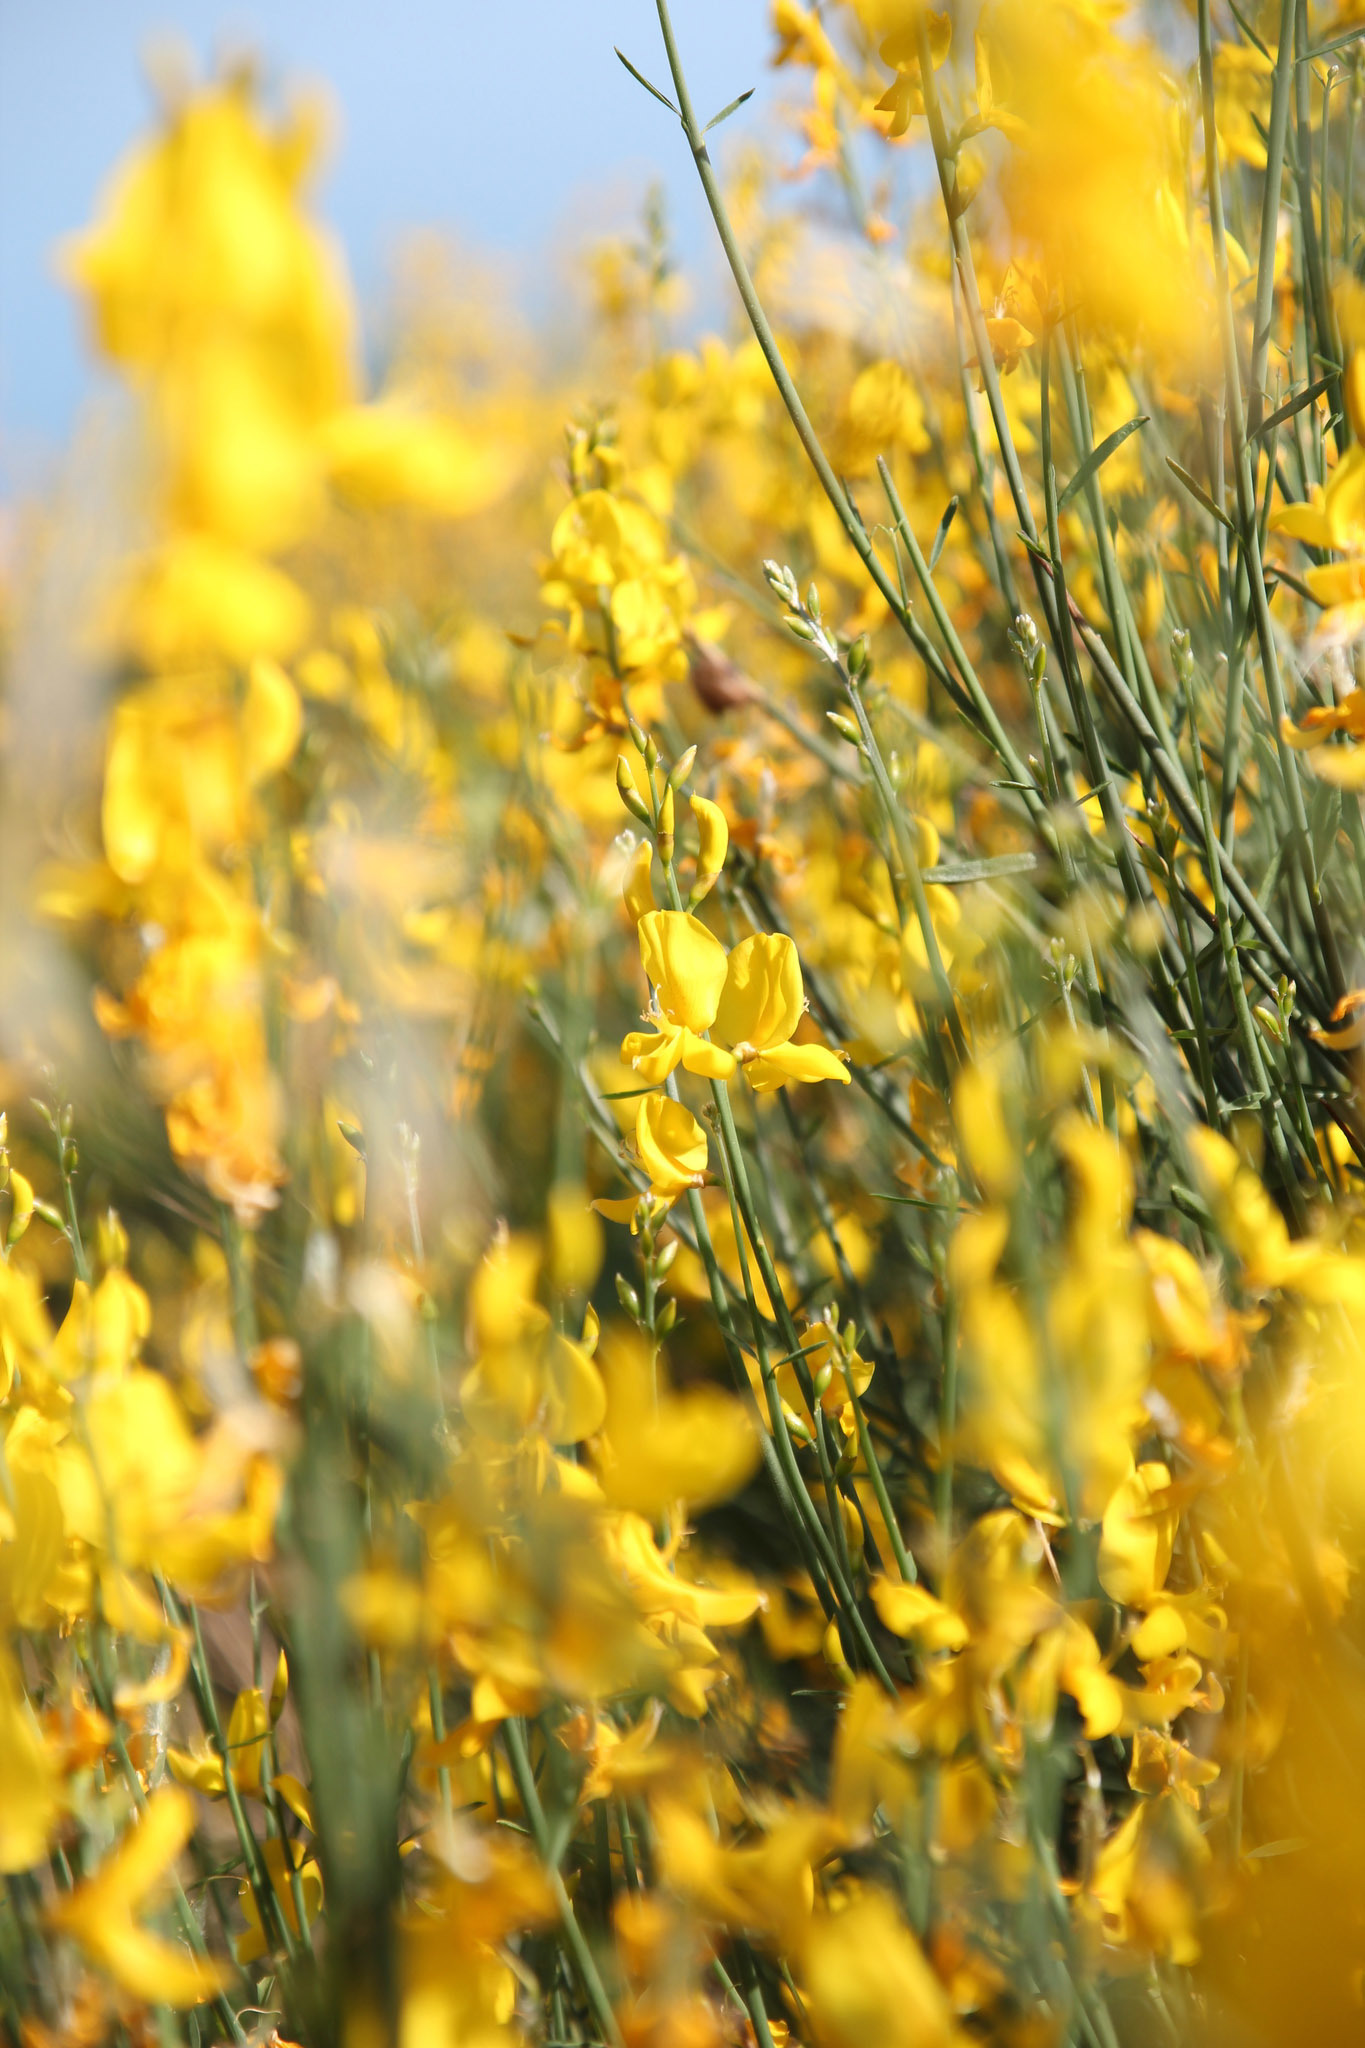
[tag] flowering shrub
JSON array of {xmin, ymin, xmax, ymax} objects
[{"xmin": 4, "ymin": 4, "xmax": 1365, "ymax": 2042}]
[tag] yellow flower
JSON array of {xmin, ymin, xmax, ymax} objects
[
  {"xmin": 713, "ymin": 933, "xmax": 849, "ymax": 1090},
  {"xmin": 595, "ymin": 1328, "xmax": 760, "ymax": 1516},
  {"xmin": 635, "ymin": 1093, "xmax": 709, "ymax": 1202},
  {"xmin": 49, "ymin": 1788, "xmax": 229, "ymax": 2007},
  {"xmin": 801, "ymin": 1889, "xmax": 953, "ymax": 2048},
  {"xmin": 0, "ymin": 1650, "xmax": 63, "ymax": 1873},
  {"xmin": 622, "ymin": 910, "xmax": 737, "ymax": 1083}
]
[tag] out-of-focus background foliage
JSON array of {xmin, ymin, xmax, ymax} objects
[{"xmin": 1, "ymin": 1, "xmax": 772, "ymax": 473}]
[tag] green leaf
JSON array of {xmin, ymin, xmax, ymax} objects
[
  {"xmin": 1016, "ymin": 529, "xmax": 1054, "ymax": 565},
  {"xmin": 1252, "ymin": 372, "xmax": 1335, "ymax": 442},
  {"xmin": 1165, "ymin": 458, "xmax": 1236, "ymax": 532},
  {"xmin": 704, "ymin": 86, "xmax": 755, "ymax": 133},
  {"xmin": 1057, "ymin": 415, "xmax": 1149, "ymax": 511},
  {"xmin": 614, "ymin": 47, "xmax": 679, "ymax": 115},
  {"xmin": 1300, "ymin": 25, "xmax": 1364, "ymax": 62},
  {"xmin": 1263, "ymin": 560, "xmax": 1323, "ymax": 607},
  {"xmin": 928, "ymin": 495, "xmax": 959, "ymax": 571}
]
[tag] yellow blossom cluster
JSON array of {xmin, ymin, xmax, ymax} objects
[{"xmin": 5, "ymin": 4, "xmax": 1365, "ymax": 2044}]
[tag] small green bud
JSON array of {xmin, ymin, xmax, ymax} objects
[
  {"xmin": 656, "ymin": 1297, "xmax": 677, "ymax": 1335},
  {"xmin": 827, "ymin": 712, "xmax": 862, "ymax": 744},
  {"xmin": 1254, "ymin": 1003, "xmax": 1285, "ymax": 1046},
  {"xmin": 667, "ymin": 745, "xmax": 697, "ymax": 790},
  {"xmin": 615, "ymin": 1274, "xmax": 642, "ymax": 1318},
  {"xmin": 616, "ymin": 756, "xmax": 652, "ymax": 823}
]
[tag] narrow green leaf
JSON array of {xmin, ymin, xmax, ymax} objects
[
  {"xmin": 1299, "ymin": 25, "xmax": 1364, "ymax": 62},
  {"xmin": 927, "ymin": 495, "xmax": 959, "ymax": 571},
  {"xmin": 1263, "ymin": 561, "xmax": 1323, "ymax": 607},
  {"xmin": 704, "ymin": 86, "xmax": 755, "ymax": 133},
  {"xmin": 614, "ymin": 47, "xmax": 679, "ymax": 115},
  {"xmin": 1165, "ymin": 458, "xmax": 1236, "ymax": 531},
  {"xmin": 1252, "ymin": 372, "xmax": 1334, "ymax": 441},
  {"xmin": 1228, "ymin": 0, "xmax": 1272, "ymax": 58},
  {"xmin": 1057, "ymin": 415, "xmax": 1149, "ymax": 510}
]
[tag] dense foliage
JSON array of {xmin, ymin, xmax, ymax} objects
[{"xmin": 4, "ymin": 2, "xmax": 1365, "ymax": 2042}]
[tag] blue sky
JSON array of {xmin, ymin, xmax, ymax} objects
[{"xmin": 0, "ymin": 0, "xmax": 775, "ymax": 474}]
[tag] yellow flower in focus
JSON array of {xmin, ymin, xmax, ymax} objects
[
  {"xmin": 714, "ymin": 933, "xmax": 849, "ymax": 1090},
  {"xmin": 623, "ymin": 910, "xmax": 737, "ymax": 1083},
  {"xmin": 635, "ymin": 1093, "xmax": 709, "ymax": 1202}
]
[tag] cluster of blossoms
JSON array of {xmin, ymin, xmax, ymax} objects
[{"xmin": 4, "ymin": 2, "xmax": 1365, "ymax": 2045}]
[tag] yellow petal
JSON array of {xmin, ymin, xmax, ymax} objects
[
  {"xmin": 742, "ymin": 1042, "xmax": 850, "ymax": 1091},
  {"xmin": 623, "ymin": 840, "xmax": 655, "ymax": 923},
  {"xmin": 677, "ymin": 1029, "xmax": 737, "ymax": 1081},
  {"xmin": 871, "ymin": 1577, "xmax": 969, "ymax": 1651},
  {"xmin": 242, "ymin": 657, "xmax": 303, "ymax": 785},
  {"xmin": 542, "ymin": 1332, "xmax": 608, "ymax": 1444},
  {"xmin": 1098, "ymin": 1462, "xmax": 1176, "ymax": 1606},
  {"xmin": 0, "ymin": 1650, "xmax": 62, "ymax": 1871},
  {"xmin": 621, "ymin": 1024, "xmax": 685, "ymax": 1084},
  {"xmin": 689, "ymin": 793, "xmax": 729, "ymax": 902},
  {"xmin": 636, "ymin": 1094, "xmax": 709, "ymax": 1200},
  {"xmin": 637, "ymin": 910, "xmax": 730, "ymax": 1033},
  {"xmin": 714, "ymin": 932, "xmax": 805, "ymax": 1053}
]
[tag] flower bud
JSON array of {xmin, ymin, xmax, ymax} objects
[
  {"xmin": 7, "ymin": 1170, "xmax": 34, "ymax": 1248},
  {"xmin": 270, "ymin": 1649, "xmax": 290, "ymax": 1723},
  {"xmin": 615, "ymin": 1273, "xmax": 641, "ymax": 1318},
  {"xmin": 667, "ymin": 745, "xmax": 697, "ymax": 790},
  {"xmin": 688, "ymin": 794, "xmax": 729, "ymax": 906},
  {"xmin": 616, "ymin": 756, "xmax": 652, "ymax": 824}
]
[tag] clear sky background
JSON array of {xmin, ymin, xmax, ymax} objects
[{"xmin": 0, "ymin": 1, "xmax": 776, "ymax": 478}]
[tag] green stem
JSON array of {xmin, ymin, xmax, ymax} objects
[{"xmin": 503, "ymin": 1718, "xmax": 624, "ymax": 2048}]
